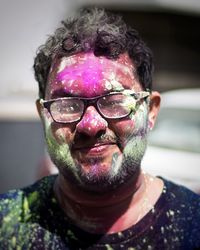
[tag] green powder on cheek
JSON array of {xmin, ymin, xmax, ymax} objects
[
  {"xmin": 46, "ymin": 127, "xmax": 74, "ymax": 168},
  {"xmin": 130, "ymin": 103, "xmax": 148, "ymax": 133},
  {"xmin": 43, "ymin": 120, "xmax": 81, "ymax": 183},
  {"xmin": 123, "ymin": 103, "xmax": 148, "ymax": 164},
  {"xmin": 123, "ymin": 135, "xmax": 147, "ymax": 163}
]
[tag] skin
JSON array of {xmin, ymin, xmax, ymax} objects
[{"xmin": 37, "ymin": 52, "xmax": 163, "ymax": 233}]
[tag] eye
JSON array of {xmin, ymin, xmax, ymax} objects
[
  {"xmin": 98, "ymin": 94, "xmax": 135, "ymax": 118},
  {"xmin": 50, "ymin": 99, "xmax": 84, "ymax": 122}
]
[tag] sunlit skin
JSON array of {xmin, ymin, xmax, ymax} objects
[{"xmin": 37, "ymin": 52, "xmax": 163, "ymax": 233}]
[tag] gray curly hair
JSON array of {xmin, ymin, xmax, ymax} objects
[{"xmin": 33, "ymin": 7, "xmax": 154, "ymax": 98}]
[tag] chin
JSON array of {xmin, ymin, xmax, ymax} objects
[
  {"xmin": 49, "ymin": 134, "xmax": 147, "ymax": 193},
  {"xmin": 73, "ymin": 137, "xmax": 147, "ymax": 193},
  {"xmin": 58, "ymin": 153, "xmax": 141, "ymax": 194}
]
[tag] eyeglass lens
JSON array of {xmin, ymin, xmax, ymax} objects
[{"xmin": 49, "ymin": 94, "xmax": 136, "ymax": 123}]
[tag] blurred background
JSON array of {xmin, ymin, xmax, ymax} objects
[{"xmin": 0, "ymin": 0, "xmax": 199, "ymax": 193}]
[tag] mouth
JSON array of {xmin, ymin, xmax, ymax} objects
[{"xmin": 73, "ymin": 143, "xmax": 117, "ymax": 156}]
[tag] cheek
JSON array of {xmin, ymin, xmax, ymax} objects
[
  {"xmin": 109, "ymin": 105, "xmax": 149, "ymax": 141},
  {"xmin": 41, "ymin": 108, "xmax": 75, "ymax": 145},
  {"xmin": 110, "ymin": 118, "xmax": 135, "ymax": 139},
  {"xmin": 50, "ymin": 123, "xmax": 75, "ymax": 145},
  {"xmin": 133, "ymin": 104, "xmax": 149, "ymax": 132}
]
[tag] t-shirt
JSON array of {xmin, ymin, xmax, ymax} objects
[{"xmin": 0, "ymin": 175, "xmax": 200, "ymax": 250}]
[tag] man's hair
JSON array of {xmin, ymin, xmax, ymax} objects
[{"xmin": 33, "ymin": 7, "xmax": 153, "ymax": 98}]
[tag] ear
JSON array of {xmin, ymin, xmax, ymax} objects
[
  {"xmin": 148, "ymin": 91, "xmax": 161, "ymax": 130},
  {"xmin": 36, "ymin": 99, "xmax": 43, "ymax": 120}
]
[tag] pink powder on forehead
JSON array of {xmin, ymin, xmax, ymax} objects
[
  {"xmin": 52, "ymin": 53, "xmax": 136, "ymax": 98},
  {"xmin": 56, "ymin": 55, "xmax": 106, "ymax": 97}
]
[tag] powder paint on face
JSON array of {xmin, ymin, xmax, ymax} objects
[
  {"xmin": 43, "ymin": 52, "xmax": 150, "ymax": 192},
  {"xmin": 108, "ymin": 103, "xmax": 149, "ymax": 184},
  {"xmin": 56, "ymin": 55, "xmax": 105, "ymax": 97},
  {"xmin": 47, "ymin": 52, "xmax": 135, "ymax": 99},
  {"xmin": 130, "ymin": 101, "xmax": 149, "ymax": 136},
  {"xmin": 76, "ymin": 106, "xmax": 108, "ymax": 136},
  {"xmin": 43, "ymin": 101, "xmax": 149, "ymax": 192},
  {"xmin": 41, "ymin": 110, "xmax": 82, "ymax": 184},
  {"xmin": 42, "ymin": 110, "xmax": 119, "ymax": 191},
  {"xmin": 46, "ymin": 128, "xmax": 80, "ymax": 181}
]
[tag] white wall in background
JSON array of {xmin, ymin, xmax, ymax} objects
[{"xmin": 0, "ymin": 0, "xmax": 77, "ymax": 98}]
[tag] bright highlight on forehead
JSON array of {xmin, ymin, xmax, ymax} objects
[{"xmin": 48, "ymin": 52, "xmax": 136, "ymax": 98}]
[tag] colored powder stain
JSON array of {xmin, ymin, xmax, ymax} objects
[
  {"xmin": 51, "ymin": 197, "xmax": 57, "ymax": 203},
  {"xmin": 118, "ymin": 232, "xmax": 123, "ymax": 237},
  {"xmin": 11, "ymin": 236, "xmax": 16, "ymax": 248},
  {"xmin": 132, "ymin": 104, "xmax": 148, "ymax": 135},
  {"xmin": 56, "ymin": 57, "xmax": 104, "ymax": 97},
  {"xmin": 161, "ymin": 226, "xmax": 165, "ymax": 234},
  {"xmin": 77, "ymin": 108, "xmax": 107, "ymax": 133},
  {"xmin": 43, "ymin": 120, "xmax": 81, "ymax": 182},
  {"xmin": 3, "ymin": 215, "xmax": 11, "ymax": 223},
  {"xmin": 123, "ymin": 96, "xmax": 136, "ymax": 111},
  {"xmin": 27, "ymin": 191, "xmax": 39, "ymax": 205},
  {"xmin": 66, "ymin": 230, "xmax": 78, "ymax": 241},
  {"xmin": 23, "ymin": 197, "xmax": 31, "ymax": 221},
  {"xmin": 23, "ymin": 198, "xmax": 29, "ymax": 214},
  {"xmin": 82, "ymin": 61, "xmax": 102, "ymax": 93},
  {"xmin": 53, "ymin": 53, "xmax": 134, "ymax": 98},
  {"xmin": 110, "ymin": 152, "xmax": 122, "ymax": 177},
  {"xmin": 105, "ymin": 244, "xmax": 113, "ymax": 250},
  {"xmin": 44, "ymin": 232, "xmax": 51, "ymax": 245},
  {"xmin": 4, "ymin": 199, "xmax": 9, "ymax": 204}
]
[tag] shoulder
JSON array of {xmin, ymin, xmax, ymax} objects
[
  {"xmin": 162, "ymin": 177, "xmax": 200, "ymax": 207},
  {"xmin": 0, "ymin": 189, "xmax": 23, "ymax": 220},
  {"xmin": 0, "ymin": 175, "xmax": 57, "ymax": 225},
  {"xmin": 0, "ymin": 175, "xmax": 60, "ymax": 248},
  {"xmin": 152, "ymin": 178, "xmax": 200, "ymax": 248},
  {"xmin": 161, "ymin": 178, "xmax": 200, "ymax": 232}
]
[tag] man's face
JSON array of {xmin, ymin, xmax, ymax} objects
[{"xmin": 41, "ymin": 52, "xmax": 149, "ymax": 192}]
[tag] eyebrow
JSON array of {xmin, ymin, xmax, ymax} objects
[
  {"xmin": 50, "ymin": 88, "xmax": 139, "ymax": 99},
  {"xmin": 51, "ymin": 89, "xmax": 74, "ymax": 99}
]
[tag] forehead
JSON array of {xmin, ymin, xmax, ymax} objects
[{"xmin": 46, "ymin": 52, "xmax": 141, "ymax": 99}]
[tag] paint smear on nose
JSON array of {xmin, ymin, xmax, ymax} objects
[
  {"xmin": 77, "ymin": 107, "xmax": 108, "ymax": 136},
  {"xmin": 56, "ymin": 54, "xmax": 106, "ymax": 97}
]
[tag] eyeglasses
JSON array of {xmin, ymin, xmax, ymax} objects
[{"xmin": 40, "ymin": 90, "xmax": 150, "ymax": 124}]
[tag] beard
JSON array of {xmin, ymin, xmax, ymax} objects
[{"xmin": 45, "ymin": 125, "xmax": 148, "ymax": 194}]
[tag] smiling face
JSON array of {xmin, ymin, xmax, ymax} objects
[{"xmin": 40, "ymin": 52, "xmax": 151, "ymax": 193}]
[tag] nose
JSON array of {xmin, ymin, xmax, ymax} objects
[{"xmin": 76, "ymin": 106, "xmax": 108, "ymax": 137}]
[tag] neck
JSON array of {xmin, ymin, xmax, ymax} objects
[{"xmin": 53, "ymin": 171, "xmax": 163, "ymax": 234}]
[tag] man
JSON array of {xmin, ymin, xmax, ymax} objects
[{"xmin": 0, "ymin": 7, "xmax": 200, "ymax": 249}]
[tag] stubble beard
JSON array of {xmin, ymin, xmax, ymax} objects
[{"xmin": 45, "ymin": 126, "xmax": 148, "ymax": 194}]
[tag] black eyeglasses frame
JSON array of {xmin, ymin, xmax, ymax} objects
[{"xmin": 39, "ymin": 90, "xmax": 150, "ymax": 124}]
